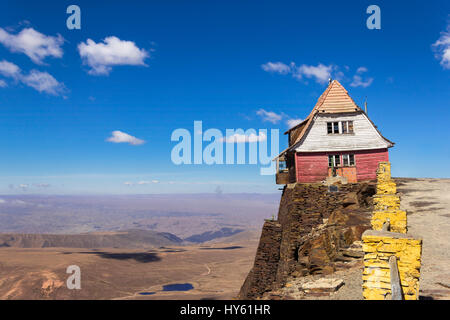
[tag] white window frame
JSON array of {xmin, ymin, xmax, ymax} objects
[
  {"xmin": 342, "ymin": 154, "xmax": 355, "ymax": 166},
  {"xmin": 328, "ymin": 154, "xmax": 341, "ymax": 167}
]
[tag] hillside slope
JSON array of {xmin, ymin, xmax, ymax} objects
[{"xmin": 0, "ymin": 229, "xmax": 183, "ymax": 249}]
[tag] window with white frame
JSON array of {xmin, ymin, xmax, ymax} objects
[
  {"xmin": 327, "ymin": 121, "xmax": 354, "ymax": 134},
  {"xmin": 342, "ymin": 154, "xmax": 355, "ymax": 166},
  {"xmin": 327, "ymin": 122, "xmax": 339, "ymax": 134},
  {"xmin": 341, "ymin": 121, "xmax": 354, "ymax": 134},
  {"xmin": 328, "ymin": 155, "xmax": 340, "ymax": 167}
]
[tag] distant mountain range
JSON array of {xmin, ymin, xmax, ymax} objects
[
  {"xmin": 0, "ymin": 229, "xmax": 183, "ymax": 249},
  {"xmin": 0, "ymin": 227, "xmax": 247, "ymax": 248}
]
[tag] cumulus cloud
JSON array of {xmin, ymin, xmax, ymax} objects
[
  {"xmin": 256, "ymin": 108, "xmax": 283, "ymax": 124},
  {"xmin": 0, "ymin": 59, "xmax": 65, "ymax": 95},
  {"xmin": 106, "ymin": 130, "xmax": 145, "ymax": 145},
  {"xmin": 350, "ymin": 74, "xmax": 373, "ymax": 88},
  {"xmin": 21, "ymin": 70, "xmax": 65, "ymax": 95},
  {"xmin": 356, "ymin": 66, "xmax": 368, "ymax": 74},
  {"xmin": 286, "ymin": 118, "xmax": 303, "ymax": 129},
  {"xmin": 433, "ymin": 24, "xmax": 450, "ymax": 69},
  {"xmin": 262, "ymin": 61, "xmax": 333, "ymax": 84},
  {"xmin": 295, "ymin": 64, "xmax": 332, "ymax": 83},
  {"xmin": 0, "ymin": 79, "xmax": 6, "ymax": 87},
  {"xmin": 78, "ymin": 36, "xmax": 149, "ymax": 75},
  {"xmin": 261, "ymin": 62, "xmax": 291, "ymax": 74},
  {"xmin": 0, "ymin": 60, "xmax": 21, "ymax": 78},
  {"xmin": 221, "ymin": 132, "xmax": 267, "ymax": 143},
  {"xmin": 0, "ymin": 27, "xmax": 64, "ymax": 64}
]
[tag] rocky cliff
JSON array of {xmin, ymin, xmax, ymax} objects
[{"xmin": 239, "ymin": 182, "xmax": 376, "ymax": 299}]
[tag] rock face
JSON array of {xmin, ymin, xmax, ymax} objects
[{"xmin": 238, "ymin": 183, "xmax": 375, "ymax": 299}]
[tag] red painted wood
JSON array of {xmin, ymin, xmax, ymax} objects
[{"xmin": 295, "ymin": 148, "xmax": 389, "ymax": 183}]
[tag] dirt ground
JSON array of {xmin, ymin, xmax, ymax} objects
[
  {"xmin": 398, "ymin": 178, "xmax": 450, "ymax": 300},
  {"xmin": 0, "ymin": 241, "xmax": 258, "ymax": 300}
]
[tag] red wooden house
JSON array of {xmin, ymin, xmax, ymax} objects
[{"xmin": 276, "ymin": 80, "xmax": 394, "ymax": 184}]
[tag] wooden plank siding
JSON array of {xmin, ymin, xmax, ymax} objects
[
  {"xmin": 294, "ymin": 112, "xmax": 392, "ymax": 152},
  {"xmin": 295, "ymin": 148, "xmax": 389, "ymax": 183}
]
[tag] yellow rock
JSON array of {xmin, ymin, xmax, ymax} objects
[
  {"xmin": 362, "ymin": 230, "xmax": 422, "ymax": 300},
  {"xmin": 373, "ymin": 194, "xmax": 401, "ymax": 211}
]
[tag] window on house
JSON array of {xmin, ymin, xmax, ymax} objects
[
  {"xmin": 328, "ymin": 155, "xmax": 341, "ymax": 167},
  {"xmin": 278, "ymin": 160, "xmax": 287, "ymax": 172},
  {"xmin": 341, "ymin": 121, "xmax": 354, "ymax": 134},
  {"xmin": 342, "ymin": 154, "xmax": 355, "ymax": 166},
  {"xmin": 327, "ymin": 122, "xmax": 339, "ymax": 134}
]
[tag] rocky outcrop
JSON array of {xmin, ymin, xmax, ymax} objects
[{"xmin": 239, "ymin": 182, "xmax": 375, "ymax": 299}]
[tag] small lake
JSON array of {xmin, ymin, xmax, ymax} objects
[
  {"xmin": 162, "ymin": 283, "xmax": 194, "ymax": 291},
  {"xmin": 139, "ymin": 292, "xmax": 156, "ymax": 295}
]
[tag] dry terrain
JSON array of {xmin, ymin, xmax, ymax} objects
[
  {"xmin": 0, "ymin": 179, "xmax": 449, "ymax": 300},
  {"xmin": 0, "ymin": 235, "xmax": 259, "ymax": 300}
]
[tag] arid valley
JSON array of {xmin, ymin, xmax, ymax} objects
[{"xmin": 0, "ymin": 179, "xmax": 449, "ymax": 300}]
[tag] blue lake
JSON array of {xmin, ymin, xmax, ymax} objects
[
  {"xmin": 139, "ymin": 292, "xmax": 156, "ymax": 295},
  {"xmin": 162, "ymin": 283, "xmax": 194, "ymax": 291}
]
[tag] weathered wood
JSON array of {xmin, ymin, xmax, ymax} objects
[
  {"xmin": 295, "ymin": 113, "xmax": 392, "ymax": 152},
  {"xmin": 389, "ymin": 255, "xmax": 403, "ymax": 300}
]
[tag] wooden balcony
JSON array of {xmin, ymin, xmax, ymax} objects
[{"xmin": 276, "ymin": 171, "xmax": 289, "ymax": 185}]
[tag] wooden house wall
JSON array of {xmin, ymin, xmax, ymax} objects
[
  {"xmin": 295, "ymin": 148, "xmax": 389, "ymax": 183},
  {"xmin": 294, "ymin": 113, "xmax": 391, "ymax": 152}
]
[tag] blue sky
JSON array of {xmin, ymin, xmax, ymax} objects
[{"xmin": 0, "ymin": 0, "xmax": 449, "ymax": 194}]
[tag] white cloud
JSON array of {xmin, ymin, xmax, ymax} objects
[
  {"xmin": 78, "ymin": 36, "xmax": 149, "ymax": 75},
  {"xmin": 221, "ymin": 132, "xmax": 267, "ymax": 143},
  {"xmin": 295, "ymin": 64, "xmax": 332, "ymax": 83},
  {"xmin": 124, "ymin": 180, "xmax": 159, "ymax": 186},
  {"xmin": 256, "ymin": 108, "xmax": 283, "ymax": 124},
  {"xmin": 433, "ymin": 24, "xmax": 450, "ymax": 69},
  {"xmin": 0, "ymin": 79, "xmax": 6, "ymax": 87},
  {"xmin": 286, "ymin": 118, "xmax": 303, "ymax": 128},
  {"xmin": 261, "ymin": 62, "xmax": 291, "ymax": 74},
  {"xmin": 21, "ymin": 70, "xmax": 65, "ymax": 95},
  {"xmin": 262, "ymin": 61, "xmax": 333, "ymax": 84},
  {"xmin": 0, "ymin": 27, "xmax": 64, "ymax": 64},
  {"xmin": 0, "ymin": 59, "xmax": 65, "ymax": 95},
  {"xmin": 350, "ymin": 74, "xmax": 373, "ymax": 88},
  {"xmin": 106, "ymin": 130, "xmax": 145, "ymax": 145},
  {"xmin": 356, "ymin": 66, "xmax": 368, "ymax": 74},
  {"xmin": 0, "ymin": 60, "xmax": 21, "ymax": 78}
]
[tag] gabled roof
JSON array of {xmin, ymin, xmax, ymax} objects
[
  {"xmin": 275, "ymin": 80, "xmax": 393, "ymax": 159},
  {"xmin": 285, "ymin": 80, "xmax": 361, "ymax": 135}
]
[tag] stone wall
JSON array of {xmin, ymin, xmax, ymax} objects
[
  {"xmin": 238, "ymin": 221, "xmax": 282, "ymax": 299},
  {"xmin": 239, "ymin": 182, "xmax": 375, "ymax": 299},
  {"xmin": 362, "ymin": 162, "xmax": 422, "ymax": 300},
  {"xmin": 371, "ymin": 162, "xmax": 407, "ymax": 233},
  {"xmin": 362, "ymin": 230, "xmax": 422, "ymax": 300}
]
